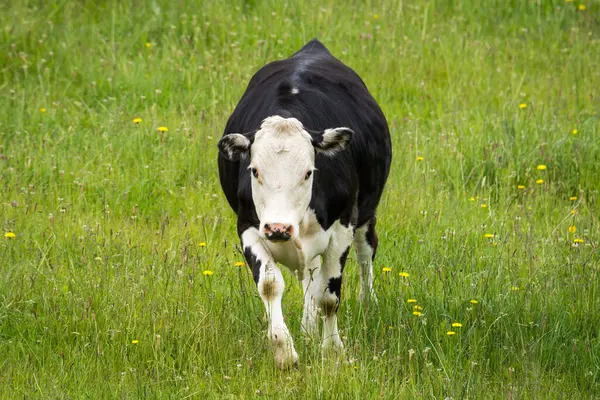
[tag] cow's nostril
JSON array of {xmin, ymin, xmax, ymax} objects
[{"xmin": 264, "ymin": 223, "xmax": 271, "ymax": 232}]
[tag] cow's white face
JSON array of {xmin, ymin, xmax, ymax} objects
[{"xmin": 219, "ymin": 116, "xmax": 353, "ymax": 242}]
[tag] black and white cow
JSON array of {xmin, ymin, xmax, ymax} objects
[{"xmin": 217, "ymin": 39, "xmax": 391, "ymax": 369}]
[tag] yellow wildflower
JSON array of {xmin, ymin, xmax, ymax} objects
[
  {"xmin": 569, "ymin": 196, "xmax": 577, "ymax": 201},
  {"xmin": 536, "ymin": 179, "xmax": 544, "ymax": 184},
  {"xmin": 470, "ymin": 299, "xmax": 479, "ymax": 304},
  {"xmin": 446, "ymin": 331, "xmax": 456, "ymax": 336},
  {"xmin": 413, "ymin": 305, "xmax": 423, "ymax": 311},
  {"xmin": 235, "ymin": 261, "xmax": 245, "ymax": 267},
  {"xmin": 399, "ymin": 272, "xmax": 409, "ymax": 278},
  {"xmin": 517, "ymin": 185, "xmax": 525, "ymax": 190},
  {"xmin": 568, "ymin": 226, "xmax": 577, "ymax": 233},
  {"xmin": 372, "ymin": 13, "xmax": 380, "ymax": 20},
  {"xmin": 157, "ymin": 126, "xmax": 168, "ymax": 132},
  {"xmin": 451, "ymin": 322, "xmax": 463, "ymax": 328},
  {"xmin": 511, "ymin": 286, "xmax": 520, "ymax": 291},
  {"xmin": 145, "ymin": 42, "xmax": 152, "ymax": 48},
  {"xmin": 203, "ymin": 270, "xmax": 214, "ymax": 276},
  {"xmin": 483, "ymin": 233, "xmax": 494, "ymax": 238},
  {"xmin": 571, "ymin": 210, "xmax": 577, "ymax": 215},
  {"xmin": 519, "ymin": 103, "xmax": 527, "ymax": 109},
  {"xmin": 572, "ymin": 129, "xmax": 578, "ymax": 135},
  {"xmin": 578, "ymin": 4, "xmax": 586, "ymax": 10},
  {"xmin": 412, "ymin": 311, "xmax": 422, "ymax": 317},
  {"xmin": 468, "ymin": 197, "xmax": 476, "ymax": 201},
  {"xmin": 40, "ymin": 107, "xmax": 47, "ymax": 113},
  {"xmin": 382, "ymin": 267, "xmax": 392, "ymax": 273},
  {"xmin": 131, "ymin": 340, "xmax": 139, "ymax": 344},
  {"xmin": 132, "ymin": 117, "xmax": 142, "ymax": 124},
  {"xmin": 416, "ymin": 156, "xmax": 424, "ymax": 162},
  {"xmin": 574, "ymin": 238, "xmax": 584, "ymax": 244},
  {"xmin": 4, "ymin": 232, "xmax": 16, "ymax": 238},
  {"xmin": 407, "ymin": 299, "xmax": 417, "ymax": 303},
  {"xmin": 536, "ymin": 164, "xmax": 547, "ymax": 170},
  {"xmin": 198, "ymin": 242, "xmax": 207, "ymax": 247},
  {"xmin": 481, "ymin": 204, "xmax": 487, "ymax": 208}
]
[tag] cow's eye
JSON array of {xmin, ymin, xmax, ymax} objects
[
  {"xmin": 305, "ymin": 170, "xmax": 312, "ymax": 180},
  {"xmin": 250, "ymin": 168, "xmax": 259, "ymax": 179}
]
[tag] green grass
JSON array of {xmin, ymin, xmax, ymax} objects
[{"xmin": 1, "ymin": 0, "xmax": 599, "ymax": 397}]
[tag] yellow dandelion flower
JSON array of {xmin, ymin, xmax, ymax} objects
[
  {"xmin": 4, "ymin": 232, "xmax": 16, "ymax": 238},
  {"xmin": 536, "ymin": 179, "xmax": 544, "ymax": 184},
  {"xmin": 382, "ymin": 267, "xmax": 392, "ymax": 273},
  {"xmin": 517, "ymin": 185, "xmax": 525, "ymax": 190},
  {"xmin": 481, "ymin": 204, "xmax": 487, "ymax": 208},
  {"xmin": 571, "ymin": 129, "xmax": 578, "ymax": 135},
  {"xmin": 203, "ymin": 270, "xmax": 214, "ymax": 276},
  {"xmin": 40, "ymin": 107, "xmax": 47, "ymax": 113},
  {"xmin": 519, "ymin": 103, "xmax": 527, "ymax": 109},
  {"xmin": 413, "ymin": 305, "xmax": 423, "ymax": 311},
  {"xmin": 416, "ymin": 156, "xmax": 424, "ymax": 161},
  {"xmin": 235, "ymin": 261, "xmax": 245, "ymax": 267},
  {"xmin": 451, "ymin": 322, "xmax": 463, "ymax": 328},
  {"xmin": 536, "ymin": 164, "xmax": 547, "ymax": 171},
  {"xmin": 145, "ymin": 42, "xmax": 152, "ymax": 48},
  {"xmin": 578, "ymin": 4, "xmax": 586, "ymax": 10},
  {"xmin": 470, "ymin": 299, "xmax": 479, "ymax": 304},
  {"xmin": 569, "ymin": 196, "xmax": 577, "ymax": 201},
  {"xmin": 483, "ymin": 233, "xmax": 494, "ymax": 239},
  {"xmin": 571, "ymin": 209, "xmax": 577, "ymax": 215},
  {"xmin": 511, "ymin": 286, "xmax": 520, "ymax": 291},
  {"xmin": 568, "ymin": 226, "xmax": 577, "ymax": 233},
  {"xmin": 574, "ymin": 238, "xmax": 584, "ymax": 244},
  {"xmin": 399, "ymin": 272, "xmax": 410, "ymax": 278},
  {"xmin": 131, "ymin": 340, "xmax": 139, "ymax": 344},
  {"xmin": 468, "ymin": 197, "xmax": 476, "ymax": 201},
  {"xmin": 412, "ymin": 311, "xmax": 422, "ymax": 317},
  {"xmin": 446, "ymin": 331, "xmax": 456, "ymax": 336},
  {"xmin": 372, "ymin": 13, "xmax": 380, "ymax": 20},
  {"xmin": 407, "ymin": 299, "xmax": 417, "ymax": 303},
  {"xmin": 198, "ymin": 242, "xmax": 207, "ymax": 247},
  {"xmin": 132, "ymin": 117, "xmax": 142, "ymax": 124},
  {"xmin": 157, "ymin": 126, "xmax": 168, "ymax": 132}
]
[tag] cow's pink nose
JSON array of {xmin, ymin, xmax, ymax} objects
[{"xmin": 264, "ymin": 223, "xmax": 293, "ymax": 241}]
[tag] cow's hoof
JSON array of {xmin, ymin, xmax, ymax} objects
[{"xmin": 270, "ymin": 327, "xmax": 299, "ymax": 370}]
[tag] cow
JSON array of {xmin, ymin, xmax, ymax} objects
[{"xmin": 217, "ymin": 39, "xmax": 392, "ymax": 369}]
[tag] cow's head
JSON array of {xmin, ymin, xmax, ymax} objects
[{"xmin": 219, "ymin": 116, "xmax": 353, "ymax": 242}]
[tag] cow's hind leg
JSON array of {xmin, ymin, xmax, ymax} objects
[
  {"xmin": 353, "ymin": 217, "xmax": 378, "ymax": 303},
  {"xmin": 241, "ymin": 228, "xmax": 298, "ymax": 369},
  {"xmin": 316, "ymin": 222, "xmax": 353, "ymax": 350}
]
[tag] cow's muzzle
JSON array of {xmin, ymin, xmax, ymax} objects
[{"xmin": 264, "ymin": 223, "xmax": 293, "ymax": 242}]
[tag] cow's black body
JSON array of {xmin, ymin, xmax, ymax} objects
[{"xmin": 218, "ymin": 39, "xmax": 392, "ymax": 238}]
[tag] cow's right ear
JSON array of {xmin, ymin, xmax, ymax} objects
[{"xmin": 218, "ymin": 133, "xmax": 254, "ymax": 161}]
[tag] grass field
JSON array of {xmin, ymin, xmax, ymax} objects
[{"xmin": 1, "ymin": 0, "xmax": 600, "ymax": 398}]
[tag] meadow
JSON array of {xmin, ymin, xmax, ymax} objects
[{"xmin": 1, "ymin": 0, "xmax": 599, "ymax": 398}]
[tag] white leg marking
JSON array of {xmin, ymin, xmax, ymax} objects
[
  {"xmin": 354, "ymin": 223, "xmax": 377, "ymax": 304},
  {"xmin": 241, "ymin": 229, "xmax": 298, "ymax": 369},
  {"xmin": 318, "ymin": 222, "xmax": 353, "ymax": 350},
  {"xmin": 301, "ymin": 257, "xmax": 322, "ymax": 337}
]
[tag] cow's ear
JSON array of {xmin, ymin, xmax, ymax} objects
[
  {"xmin": 218, "ymin": 132, "xmax": 254, "ymax": 161},
  {"xmin": 311, "ymin": 127, "xmax": 354, "ymax": 156}
]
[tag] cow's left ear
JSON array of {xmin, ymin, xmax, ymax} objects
[
  {"xmin": 311, "ymin": 127, "xmax": 354, "ymax": 156},
  {"xmin": 218, "ymin": 132, "xmax": 255, "ymax": 161}
]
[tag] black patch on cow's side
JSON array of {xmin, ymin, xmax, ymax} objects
[
  {"xmin": 366, "ymin": 217, "xmax": 379, "ymax": 260},
  {"xmin": 243, "ymin": 246, "xmax": 262, "ymax": 285},
  {"xmin": 327, "ymin": 276, "xmax": 342, "ymax": 300},
  {"xmin": 339, "ymin": 246, "xmax": 350, "ymax": 274}
]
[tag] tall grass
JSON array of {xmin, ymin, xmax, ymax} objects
[{"xmin": 1, "ymin": 0, "xmax": 599, "ymax": 397}]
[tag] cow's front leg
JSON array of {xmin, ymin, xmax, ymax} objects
[
  {"xmin": 316, "ymin": 222, "xmax": 354, "ymax": 350},
  {"xmin": 301, "ymin": 256, "xmax": 322, "ymax": 337},
  {"xmin": 241, "ymin": 228, "xmax": 298, "ymax": 369}
]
